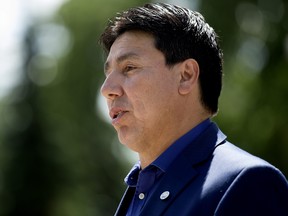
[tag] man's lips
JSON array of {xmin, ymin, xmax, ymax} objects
[{"xmin": 109, "ymin": 107, "xmax": 128, "ymax": 124}]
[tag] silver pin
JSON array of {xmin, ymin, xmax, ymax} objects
[
  {"xmin": 139, "ymin": 193, "xmax": 145, "ymax": 200},
  {"xmin": 160, "ymin": 191, "xmax": 170, "ymax": 200}
]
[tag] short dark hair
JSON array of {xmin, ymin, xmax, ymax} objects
[{"xmin": 99, "ymin": 3, "xmax": 223, "ymax": 114}]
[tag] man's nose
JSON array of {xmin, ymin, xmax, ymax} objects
[{"xmin": 100, "ymin": 74, "xmax": 123, "ymax": 100}]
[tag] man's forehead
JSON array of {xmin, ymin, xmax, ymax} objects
[
  {"xmin": 104, "ymin": 31, "xmax": 159, "ymax": 71},
  {"xmin": 105, "ymin": 36, "xmax": 152, "ymax": 67},
  {"xmin": 109, "ymin": 31, "xmax": 155, "ymax": 53}
]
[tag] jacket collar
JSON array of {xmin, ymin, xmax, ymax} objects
[{"xmin": 140, "ymin": 122, "xmax": 226, "ymax": 216}]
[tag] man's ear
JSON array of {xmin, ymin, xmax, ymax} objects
[{"xmin": 178, "ymin": 59, "xmax": 200, "ymax": 95}]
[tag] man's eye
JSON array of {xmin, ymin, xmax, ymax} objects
[{"xmin": 123, "ymin": 65, "xmax": 136, "ymax": 73}]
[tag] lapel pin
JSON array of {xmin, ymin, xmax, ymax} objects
[
  {"xmin": 160, "ymin": 191, "xmax": 170, "ymax": 200},
  {"xmin": 138, "ymin": 193, "xmax": 145, "ymax": 200}
]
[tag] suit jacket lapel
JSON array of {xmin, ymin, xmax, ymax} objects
[
  {"xmin": 114, "ymin": 186, "xmax": 135, "ymax": 216},
  {"xmin": 140, "ymin": 123, "xmax": 226, "ymax": 216}
]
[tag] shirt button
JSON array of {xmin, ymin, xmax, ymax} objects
[{"xmin": 138, "ymin": 193, "xmax": 145, "ymax": 200}]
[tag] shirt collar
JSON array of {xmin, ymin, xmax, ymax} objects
[{"xmin": 125, "ymin": 162, "xmax": 141, "ymax": 186}]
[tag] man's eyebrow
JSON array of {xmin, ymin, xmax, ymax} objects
[{"xmin": 104, "ymin": 52, "xmax": 140, "ymax": 74}]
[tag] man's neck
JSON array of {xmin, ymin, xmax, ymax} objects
[{"xmin": 138, "ymin": 115, "xmax": 211, "ymax": 169}]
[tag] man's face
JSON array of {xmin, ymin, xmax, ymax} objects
[{"xmin": 101, "ymin": 31, "xmax": 181, "ymax": 153}]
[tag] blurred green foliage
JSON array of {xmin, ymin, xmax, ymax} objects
[
  {"xmin": 202, "ymin": 0, "xmax": 288, "ymax": 175},
  {"xmin": 0, "ymin": 0, "xmax": 287, "ymax": 215}
]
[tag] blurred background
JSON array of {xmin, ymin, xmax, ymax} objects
[{"xmin": 0, "ymin": 0, "xmax": 287, "ymax": 215}]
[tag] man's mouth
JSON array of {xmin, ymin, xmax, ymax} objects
[
  {"xmin": 113, "ymin": 111, "xmax": 126, "ymax": 119},
  {"xmin": 110, "ymin": 108, "xmax": 128, "ymax": 125}
]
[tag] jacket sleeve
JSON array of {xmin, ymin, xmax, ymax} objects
[{"xmin": 215, "ymin": 165, "xmax": 288, "ymax": 216}]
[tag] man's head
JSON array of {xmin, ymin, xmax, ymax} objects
[
  {"xmin": 100, "ymin": 3, "xmax": 223, "ymax": 163},
  {"xmin": 100, "ymin": 3, "xmax": 223, "ymax": 114}
]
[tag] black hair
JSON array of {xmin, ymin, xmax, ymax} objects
[{"xmin": 100, "ymin": 3, "xmax": 223, "ymax": 114}]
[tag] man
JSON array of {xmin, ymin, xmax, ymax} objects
[{"xmin": 99, "ymin": 3, "xmax": 288, "ymax": 216}]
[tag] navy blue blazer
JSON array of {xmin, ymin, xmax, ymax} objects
[{"xmin": 115, "ymin": 123, "xmax": 288, "ymax": 216}]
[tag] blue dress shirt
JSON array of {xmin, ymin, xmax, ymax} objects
[{"xmin": 125, "ymin": 119, "xmax": 212, "ymax": 215}]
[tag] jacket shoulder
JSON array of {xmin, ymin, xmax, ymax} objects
[
  {"xmin": 211, "ymin": 142, "xmax": 288, "ymax": 216},
  {"xmin": 213, "ymin": 141, "xmax": 273, "ymax": 168}
]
